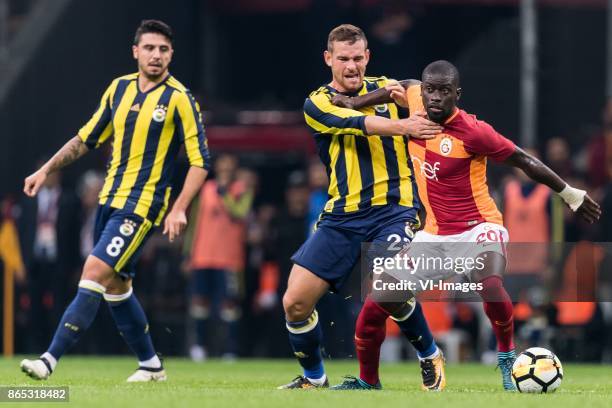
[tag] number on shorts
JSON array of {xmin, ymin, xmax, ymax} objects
[
  {"xmin": 106, "ymin": 236, "xmax": 125, "ymax": 257},
  {"xmin": 387, "ymin": 233, "xmax": 403, "ymax": 251},
  {"xmin": 476, "ymin": 229, "xmax": 504, "ymax": 245}
]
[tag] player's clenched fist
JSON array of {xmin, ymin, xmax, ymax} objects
[
  {"xmin": 401, "ymin": 111, "xmax": 443, "ymax": 139},
  {"xmin": 23, "ymin": 169, "xmax": 47, "ymax": 197},
  {"xmin": 575, "ymin": 194, "xmax": 601, "ymax": 224},
  {"xmin": 385, "ymin": 80, "xmax": 409, "ymax": 108},
  {"xmin": 163, "ymin": 208, "xmax": 187, "ymax": 242}
]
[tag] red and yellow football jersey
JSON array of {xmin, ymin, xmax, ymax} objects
[{"xmin": 406, "ymin": 85, "xmax": 516, "ymax": 235}]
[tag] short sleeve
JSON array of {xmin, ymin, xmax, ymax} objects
[
  {"xmin": 376, "ymin": 76, "xmax": 390, "ymax": 88},
  {"xmin": 464, "ymin": 120, "xmax": 516, "ymax": 162},
  {"xmin": 406, "ymin": 84, "xmax": 425, "ymax": 115},
  {"xmin": 175, "ymin": 91, "xmax": 211, "ymax": 170},
  {"xmin": 303, "ymin": 93, "xmax": 367, "ymax": 136},
  {"xmin": 78, "ymin": 80, "xmax": 117, "ymax": 149}
]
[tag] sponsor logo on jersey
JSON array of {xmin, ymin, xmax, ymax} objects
[{"xmin": 411, "ymin": 156, "xmax": 440, "ymax": 180}]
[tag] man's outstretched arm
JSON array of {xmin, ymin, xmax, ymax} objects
[
  {"xmin": 332, "ymin": 79, "xmax": 421, "ymax": 110},
  {"xmin": 306, "ymin": 85, "xmax": 440, "ymax": 138},
  {"xmin": 23, "ymin": 136, "xmax": 89, "ymax": 197},
  {"xmin": 504, "ymin": 146, "xmax": 601, "ymax": 223},
  {"xmin": 363, "ymin": 113, "xmax": 441, "ymax": 138},
  {"xmin": 328, "ymin": 79, "xmax": 439, "ymax": 137}
]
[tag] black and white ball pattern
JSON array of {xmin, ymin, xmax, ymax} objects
[{"xmin": 512, "ymin": 347, "xmax": 563, "ymax": 393}]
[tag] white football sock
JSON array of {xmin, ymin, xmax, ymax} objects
[
  {"xmin": 307, "ymin": 374, "xmax": 327, "ymax": 385},
  {"xmin": 418, "ymin": 346, "xmax": 440, "ymax": 361},
  {"xmin": 41, "ymin": 352, "xmax": 57, "ymax": 371},
  {"xmin": 139, "ymin": 354, "xmax": 162, "ymax": 369}
]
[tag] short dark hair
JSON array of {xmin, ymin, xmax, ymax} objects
[
  {"xmin": 327, "ymin": 24, "xmax": 367, "ymax": 51},
  {"xmin": 134, "ymin": 19, "xmax": 173, "ymax": 45},
  {"xmin": 422, "ymin": 60, "xmax": 460, "ymax": 86}
]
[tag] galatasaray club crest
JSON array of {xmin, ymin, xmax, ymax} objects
[
  {"xmin": 440, "ymin": 136, "xmax": 452, "ymax": 156},
  {"xmin": 152, "ymin": 104, "xmax": 168, "ymax": 122}
]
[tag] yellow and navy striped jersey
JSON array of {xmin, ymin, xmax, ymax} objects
[
  {"xmin": 303, "ymin": 76, "xmax": 420, "ymax": 214},
  {"xmin": 78, "ymin": 73, "xmax": 211, "ymax": 226}
]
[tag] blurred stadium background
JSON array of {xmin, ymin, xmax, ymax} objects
[{"xmin": 0, "ymin": 0, "xmax": 611, "ymax": 366}]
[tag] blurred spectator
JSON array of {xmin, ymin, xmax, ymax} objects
[
  {"xmin": 503, "ymin": 149, "xmax": 551, "ymax": 301},
  {"xmin": 545, "ymin": 138, "xmax": 573, "ymax": 181},
  {"xmin": 551, "ymin": 240, "xmax": 606, "ymax": 362},
  {"xmin": 604, "ymin": 98, "xmax": 612, "ymax": 181},
  {"xmin": 186, "ymin": 154, "xmax": 253, "ymax": 360},
  {"xmin": 598, "ymin": 98, "xmax": 612, "ymax": 242},
  {"xmin": 265, "ymin": 171, "xmax": 309, "ymax": 296},
  {"xmin": 16, "ymin": 168, "xmax": 80, "ymax": 351},
  {"xmin": 250, "ymin": 172, "xmax": 310, "ymax": 357},
  {"xmin": 580, "ymin": 100, "xmax": 612, "ymax": 189},
  {"xmin": 242, "ymin": 203, "xmax": 278, "ymax": 357}
]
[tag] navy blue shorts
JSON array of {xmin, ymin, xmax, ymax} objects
[
  {"xmin": 191, "ymin": 268, "xmax": 240, "ymax": 301},
  {"xmin": 91, "ymin": 204, "xmax": 155, "ymax": 279},
  {"xmin": 291, "ymin": 205, "xmax": 418, "ymax": 292}
]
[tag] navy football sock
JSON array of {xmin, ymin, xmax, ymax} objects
[
  {"xmin": 106, "ymin": 289, "xmax": 158, "ymax": 365},
  {"xmin": 189, "ymin": 303, "xmax": 210, "ymax": 347},
  {"xmin": 286, "ymin": 310, "xmax": 325, "ymax": 380},
  {"xmin": 395, "ymin": 302, "xmax": 437, "ymax": 358},
  {"xmin": 220, "ymin": 306, "xmax": 241, "ymax": 355},
  {"xmin": 47, "ymin": 281, "xmax": 105, "ymax": 361},
  {"xmin": 195, "ymin": 318, "xmax": 208, "ymax": 347}
]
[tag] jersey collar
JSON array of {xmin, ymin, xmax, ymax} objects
[
  {"xmin": 136, "ymin": 73, "xmax": 171, "ymax": 94},
  {"xmin": 444, "ymin": 107, "xmax": 460, "ymax": 125},
  {"xmin": 325, "ymin": 82, "xmax": 365, "ymax": 97}
]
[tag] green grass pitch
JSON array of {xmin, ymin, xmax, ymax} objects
[{"xmin": 0, "ymin": 357, "xmax": 610, "ymax": 407}]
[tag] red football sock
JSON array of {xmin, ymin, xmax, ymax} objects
[
  {"xmin": 478, "ymin": 275, "xmax": 515, "ymax": 352},
  {"xmin": 355, "ymin": 297, "xmax": 389, "ymax": 385}
]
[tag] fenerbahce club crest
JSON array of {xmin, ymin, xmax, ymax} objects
[
  {"xmin": 119, "ymin": 219, "xmax": 137, "ymax": 237},
  {"xmin": 439, "ymin": 136, "xmax": 453, "ymax": 156},
  {"xmin": 152, "ymin": 104, "xmax": 168, "ymax": 122},
  {"xmin": 374, "ymin": 104, "xmax": 388, "ymax": 114}
]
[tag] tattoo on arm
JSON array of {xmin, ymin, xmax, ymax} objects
[
  {"xmin": 44, "ymin": 136, "xmax": 89, "ymax": 174},
  {"xmin": 503, "ymin": 146, "xmax": 565, "ymax": 192}
]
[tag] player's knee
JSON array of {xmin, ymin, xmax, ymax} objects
[
  {"xmin": 81, "ymin": 256, "xmax": 115, "ymax": 286},
  {"xmin": 220, "ymin": 304, "xmax": 241, "ymax": 322},
  {"xmin": 473, "ymin": 251, "xmax": 506, "ymax": 282},
  {"xmin": 189, "ymin": 302, "xmax": 210, "ymax": 320},
  {"xmin": 105, "ymin": 276, "xmax": 132, "ymax": 295},
  {"xmin": 282, "ymin": 292, "xmax": 311, "ymax": 322}
]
